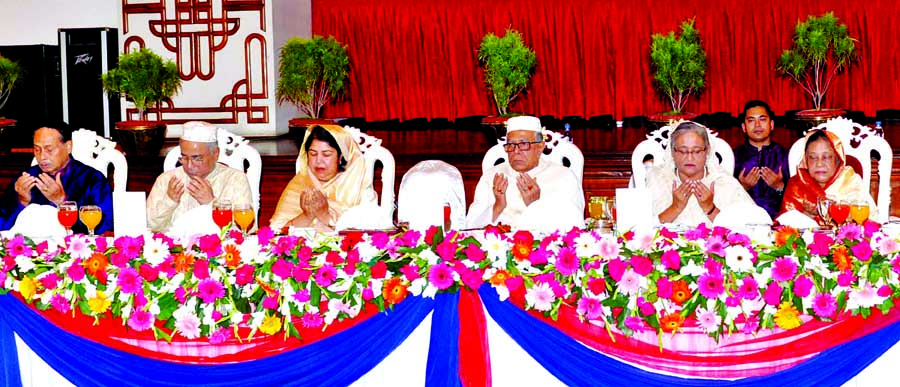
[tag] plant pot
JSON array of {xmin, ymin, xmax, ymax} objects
[
  {"xmin": 481, "ymin": 116, "xmax": 510, "ymax": 141},
  {"xmin": 288, "ymin": 118, "xmax": 335, "ymax": 150},
  {"xmin": 646, "ymin": 112, "xmax": 700, "ymax": 124},
  {"xmin": 794, "ymin": 108, "xmax": 846, "ymax": 124},
  {"xmin": 114, "ymin": 121, "xmax": 167, "ymax": 157},
  {"xmin": 0, "ymin": 118, "xmax": 16, "ymax": 153}
]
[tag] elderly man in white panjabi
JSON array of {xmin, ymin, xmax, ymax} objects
[
  {"xmin": 146, "ymin": 122, "xmax": 252, "ymax": 233},
  {"xmin": 646, "ymin": 121, "xmax": 769, "ymax": 228},
  {"xmin": 466, "ymin": 116, "xmax": 584, "ymax": 232}
]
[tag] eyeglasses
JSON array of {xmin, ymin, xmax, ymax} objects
[
  {"xmin": 178, "ymin": 154, "xmax": 206, "ymax": 164},
  {"xmin": 673, "ymin": 147, "xmax": 707, "ymax": 158},
  {"xmin": 503, "ymin": 141, "xmax": 541, "ymax": 152}
]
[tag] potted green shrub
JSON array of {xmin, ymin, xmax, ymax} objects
[
  {"xmin": 776, "ymin": 12, "xmax": 857, "ymax": 122},
  {"xmin": 478, "ymin": 29, "xmax": 536, "ymax": 125},
  {"xmin": 277, "ymin": 35, "xmax": 349, "ymax": 145},
  {"xmin": 648, "ymin": 18, "xmax": 707, "ymax": 123},
  {"xmin": 102, "ymin": 48, "xmax": 181, "ymax": 157},
  {"xmin": 0, "ymin": 54, "xmax": 23, "ymax": 153}
]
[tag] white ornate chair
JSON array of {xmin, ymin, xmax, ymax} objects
[
  {"xmin": 295, "ymin": 126, "xmax": 396, "ymax": 218},
  {"xmin": 163, "ymin": 129, "xmax": 262, "ymax": 223},
  {"xmin": 32, "ymin": 129, "xmax": 128, "ymax": 191},
  {"xmin": 630, "ymin": 122, "xmax": 734, "ymax": 189},
  {"xmin": 481, "ymin": 130, "xmax": 584, "ymax": 184},
  {"xmin": 787, "ymin": 117, "xmax": 892, "ymax": 222},
  {"xmin": 398, "ymin": 160, "xmax": 466, "ymax": 230}
]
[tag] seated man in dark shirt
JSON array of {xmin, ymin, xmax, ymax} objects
[
  {"xmin": 0, "ymin": 121, "xmax": 114, "ymax": 234},
  {"xmin": 733, "ymin": 100, "xmax": 789, "ymax": 220}
]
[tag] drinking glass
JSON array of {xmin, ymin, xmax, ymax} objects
[
  {"xmin": 233, "ymin": 203, "xmax": 254, "ymax": 234},
  {"xmin": 79, "ymin": 205, "xmax": 102, "ymax": 236},
  {"xmin": 829, "ymin": 200, "xmax": 851, "ymax": 227},
  {"xmin": 849, "ymin": 200, "xmax": 870, "ymax": 225},
  {"xmin": 605, "ymin": 198, "xmax": 617, "ymax": 224},
  {"xmin": 212, "ymin": 200, "xmax": 233, "ymax": 229},
  {"xmin": 57, "ymin": 201, "xmax": 78, "ymax": 235},
  {"xmin": 588, "ymin": 196, "xmax": 607, "ymax": 221},
  {"xmin": 817, "ymin": 196, "xmax": 834, "ymax": 228}
]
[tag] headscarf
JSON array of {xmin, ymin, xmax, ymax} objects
[
  {"xmin": 269, "ymin": 125, "xmax": 371, "ymax": 230},
  {"xmin": 780, "ymin": 130, "xmax": 875, "ymax": 218}
]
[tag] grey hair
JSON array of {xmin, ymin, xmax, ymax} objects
[{"xmin": 669, "ymin": 121, "xmax": 710, "ymax": 160}]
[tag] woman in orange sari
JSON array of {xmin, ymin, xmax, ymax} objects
[
  {"xmin": 269, "ymin": 125, "xmax": 376, "ymax": 231},
  {"xmin": 780, "ymin": 129, "xmax": 876, "ymax": 221}
]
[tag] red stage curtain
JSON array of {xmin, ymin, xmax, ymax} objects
[{"xmin": 312, "ymin": 0, "xmax": 900, "ymax": 121}]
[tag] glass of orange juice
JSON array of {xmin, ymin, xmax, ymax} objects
[
  {"xmin": 233, "ymin": 203, "xmax": 254, "ymax": 234},
  {"xmin": 79, "ymin": 205, "xmax": 102, "ymax": 236},
  {"xmin": 849, "ymin": 200, "xmax": 869, "ymax": 225}
]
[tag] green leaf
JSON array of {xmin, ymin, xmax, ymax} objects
[{"xmin": 101, "ymin": 48, "xmax": 181, "ymax": 116}]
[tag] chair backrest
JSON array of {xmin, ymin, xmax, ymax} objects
[
  {"xmin": 787, "ymin": 117, "xmax": 892, "ymax": 222},
  {"xmin": 295, "ymin": 126, "xmax": 396, "ymax": 218},
  {"xmin": 630, "ymin": 123, "xmax": 734, "ymax": 189},
  {"xmin": 163, "ymin": 129, "xmax": 262, "ymax": 223},
  {"xmin": 31, "ymin": 129, "xmax": 128, "ymax": 191},
  {"xmin": 398, "ymin": 160, "xmax": 466, "ymax": 230},
  {"xmin": 481, "ymin": 130, "xmax": 584, "ymax": 184}
]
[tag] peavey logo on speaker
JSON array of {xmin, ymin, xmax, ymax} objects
[{"xmin": 74, "ymin": 53, "xmax": 93, "ymax": 65}]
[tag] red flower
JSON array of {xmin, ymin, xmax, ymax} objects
[
  {"xmin": 83, "ymin": 253, "xmax": 108, "ymax": 278},
  {"xmin": 370, "ymin": 261, "xmax": 388, "ymax": 279},
  {"xmin": 660, "ymin": 312, "xmax": 686, "ymax": 333},
  {"xmin": 382, "ymin": 277, "xmax": 408, "ymax": 305},
  {"xmin": 670, "ymin": 280, "xmax": 692, "ymax": 305}
]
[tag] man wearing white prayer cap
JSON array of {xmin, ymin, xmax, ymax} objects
[
  {"xmin": 466, "ymin": 115, "xmax": 584, "ymax": 232},
  {"xmin": 146, "ymin": 121, "xmax": 252, "ymax": 233}
]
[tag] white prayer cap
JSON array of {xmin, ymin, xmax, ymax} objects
[
  {"xmin": 181, "ymin": 121, "xmax": 219, "ymax": 143},
  {"xmin": 505, "ymin": 116, "xmax": 543, "ymax": 133}
]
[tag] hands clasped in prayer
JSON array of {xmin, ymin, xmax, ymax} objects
[
  {"xmin": 738, "ymin": 166, "xmax": 784, "ymax": 191},
  {"xmin": 671, "ymin": 179, "xmax": 716, "ymax": 217},
  {"xmin": 16, "ymin": 172, "xmax": 66, "ymax": 206},
  {"xmin": 167, "ymin": 176, "xmax": 215, "ymax": 205},
  {"xmin": 287, "ymin": 188, "xmax": 332, "ymax": 229},
  {"xmin": 491, "ymin": 173, "xmax": 540, "ymax": 221}
]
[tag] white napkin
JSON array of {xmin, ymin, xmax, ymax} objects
[
  {"xmin": 714, "ymin": 205, "xmax": 773, "ymax": 229},
  {"xmin": 167, "ymin": 205, "xmax": 220, "ymax": 237},
  {"xmin": 775, "ymin": 210, "xmax": 819, "ymax": 229},
  {"xmin": 336, "ymin": 202, "xmax": 393, "ymax": 231},
  {"xmin": 10, "ymin": 204, "xmax": 66, "ymax": 239}
]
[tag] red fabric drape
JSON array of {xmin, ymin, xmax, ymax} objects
[{"xmin": 312, "ymin": 0, "xmax": 900, "ymax": 121}]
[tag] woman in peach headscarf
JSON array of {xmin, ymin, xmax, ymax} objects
[
  {"xmin": 780, "ymin": 129, "xmax": 876, "ymax": 221},
  {"xmin": 269, "ymin": 125, "xmax": 376, "ymax": 231}
]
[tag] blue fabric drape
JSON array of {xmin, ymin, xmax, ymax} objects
[
  {"xmin": 425, "ymin": 292, "xmax": 462, "ymax": 387},
  {"xmin": 478, "ymin": 286, "xmax": 900, "ymax": 387},
  {"xmin": 0, "ymin": 311, "xmax": 22, "ymax": 387},
  {"xmin": 0, "ymin": 293, "xmax": 433, "ymax": 387}
]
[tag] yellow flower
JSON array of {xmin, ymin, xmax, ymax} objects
[
  {"xmin": 259, "ymin": 315, "xmax": 282, "ymax": 335},
  {"xmin": 19, "ymin": 276, "xmax": 38, "ymax": 300},
  {"xmin": 774, "ymin": 301, "xmax": 802, "ymax": 330},
  {"xmin": 88, "ymin": 291, "xmax": 113, "ymax": 315}
]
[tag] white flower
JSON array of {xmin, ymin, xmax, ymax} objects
[
  {"xmin": 238, "ymin": 238, "xmax": 266, "ymax": 265},
  {"xmin": 357, "ymin": 236, "xmax": 381, "ymax": 262},
  {"xmin": 149, "ymin": 302, "xmax": 161, "ymax": 316},
  {"xmin": 419, "ymin": 249, "xmax": 440, "ymax": 265},
  {"xmin": 575, "ymin": 232, "xmax": 601, "ymax": 257},
  {"xmin": 120, "ymin": 304, "xmax": 132, "ymax": 319},
  {"xmin": 480, "ymin": 233, "xmax": 512, "ymax": 263},
  {"xmin": 14, "ymin": 255, "xmax": 35, "ymax": 273},
  {"xmin": 408, "ymin": 277, "xmax": 428, "ymax": 296},
  {"xmin": 66, "ymin": 235, "xmax": 93, "ymax": 260},
  {"xmin": 597, "ymin": 235, "xmax": 620, "ymax": 261},
  {"xmin": 804, "ymin": 256, "xmax": 835, "ymax": 279},
  {"xmin": 724, "ymin": 245, "xmax": 754, "ymax": 273},
  {"xmin": 680, "ymin": 259, "xmax": 706, "ymax": 277},
  {"xmin": 524, "ymin": 282, "xmax": 555, "ymax": 312},
  {"xmin": 495, "ymin": 286, "xmax": 510, "ymax": 302},
  {"xmin": 625, "ymin": 229, "xmax": 655, "ymax": 253},
  {"xmin": 846, "ymin": 281, "xmax": 887, "ymax": 310},
  {"xmin": 249, "ymin": 311, "xmax": 265, "ymax": 329},
  {"xmin": 231, "ymin": 312, "xmax": 244, "ymax": 325},
  {"xmin": 142, "ymin": 237, "xmax": 170, "ymax": 266}
]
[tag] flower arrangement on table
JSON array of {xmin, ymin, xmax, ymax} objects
[{"xmin": 1, "ymin": 222, "xmax": 899, "ymax": 343}]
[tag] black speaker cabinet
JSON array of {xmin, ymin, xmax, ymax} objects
[
  {"xmin": 0, "ymin": 44, "xmax": 63, "ymax": 148},
  {"xmin": 59, "ymin": 27, "xmax": 120, "ymax": 138}
]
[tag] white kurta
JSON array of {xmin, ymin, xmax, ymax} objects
[
  {"xmin": 466, "ymin": 157, "xmax": 584, "ymax": 232},
  {"xmin": 146, "ymin": 164, "xmax": 252, "ymax": 233},
  {"xmin": 646, "ymin": 163, "xmax": 770, "ymax": 227}
]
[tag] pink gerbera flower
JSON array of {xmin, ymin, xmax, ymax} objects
[
  {"xmin": 114, "ymin": 235, "xmax": 144, "ymax": 260},
  {"xmin": 576, "ymin": 297, "xmax": 603, "ymax": 320},
  {"xmin": 771, "ymin": 257, "xmax": 798, "ymax": 282},
  {"xmin": 812, "ymin": 292, "xmax": 837, "ymax": 318},
  {"xmin": 117, "ymin": 267, "xmax": 143, "ymax": 294},
  {"xmin": 704, "ymin": 235, "xmax": 727, "ymax": 257},
  {"xmin": 524, "ymin": 282, "xmax": 555, "ymax": 311},
  {"xmin": 175, "ymin": 313, "xmax": 201, "ymax": 339},
  {"xmin": 428, "ymin": 263, "xmax": 455, "ymax": 290},
  {"xmin": 50, "ymin": 293, "xmax": 70, "ymax": 313},
  {"xmin": 6, "ymin": 236, "xmax": 32, "ymax": 258},
  {"xmin": 624, "ymin": 316, "xmax": 648, "ymax": 332},
  {"xmin": 197, "ymin": 279, "xmax": 226, "ymax": 304},
  {"xmin": 127, "ymin": 309, "xmax": 155, "ymax": 331},
  {"xmin": 617, "ymin": 269, "xmax": 643, "ymax": 296},
  {"xmin": 555, "ymin": 247, "xmax": 580, "ymax": 277},
  {"xmin": 661, "ymin": 249, "xmax": 681, "ymax": 271},
  {"xmin": 696, "ymin": 308, "xmax": 722, "ymax": 334},
  {"xmin": 209, "ymin": 327, "xmax": 232, "ymax": 344},
  {"xmin": 315, "ymin": 265, "xmax": 338, "ymax": 287},
  {"xmin": 738, "ymin": 276, "xmax": 759, "ymax": 300},
  {"xmin": 300, "ymin": 313, "xmax": 324, "ymax": 328},
  {"xmin": 697, "ymin": 272, "xmax": 725, "ymax": 299}
]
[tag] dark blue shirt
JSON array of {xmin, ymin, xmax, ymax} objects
[
  {"xmin": 0, "ymin": 158, "xmax": 114, "ymax": 234},
  {"xmin": 733, "ymin": 141, "xmax": 790, "ymax": 220}
]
